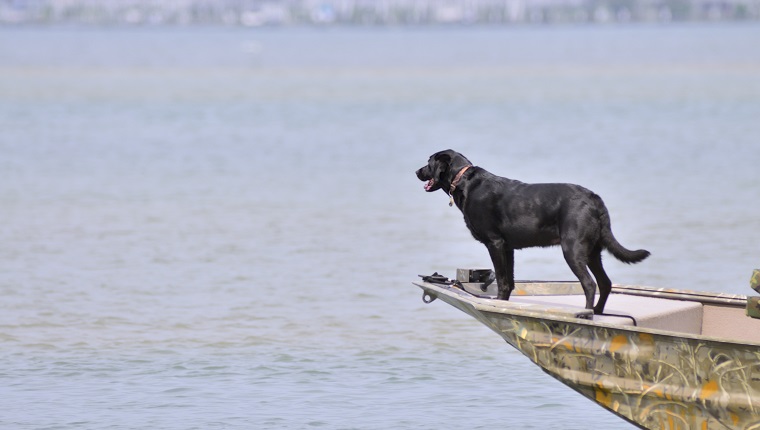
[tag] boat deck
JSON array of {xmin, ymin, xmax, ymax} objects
[{"xmin": 511, "ymin": 293, "xmax": 703, "ymax": 333}]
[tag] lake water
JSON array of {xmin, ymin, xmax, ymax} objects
[{"xmin": 1, "ymin": 24, "xmax": 760, "ymax": 429}]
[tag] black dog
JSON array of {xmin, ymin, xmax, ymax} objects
[{"xmin": 416, "ymin": 149, "xmax": 649, "ymax": 314}]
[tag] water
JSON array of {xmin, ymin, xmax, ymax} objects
[{"xmin": 1, "ymin": 24, "xmax": 760, "ymax": 429}]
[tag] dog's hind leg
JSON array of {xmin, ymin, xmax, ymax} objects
[
  {"xmin": 561, "ymin": 241, "xmax": 598, "ymax": 312},
  {"xmin": 588, "ymin": 247, "xmax": 612, "ymax": 315},
  {"xmin": 487, "ymin": 242, "xmax": 514, "ymax": 300}
]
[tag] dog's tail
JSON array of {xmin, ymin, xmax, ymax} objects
[{"xmin": 599, "ymin": 202, "xmax": 650, "ymax": 264}]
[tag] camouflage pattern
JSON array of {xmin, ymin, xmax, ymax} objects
[
  {"xmin": 748, "ymin": 297, "xmax": 760, "ymax": 319},
  {"xmin": 415, "ymin": 280, "xmax": 760, "ymax": 430},
  {"xmin": 747, "ymin": 270, "xmax": 760, "ymax": 319},
  {"xmin": 751, "ymin": 269, "xmax": 760, "ymax": 294}
]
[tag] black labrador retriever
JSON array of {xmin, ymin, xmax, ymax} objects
[{"xmin": 416, "ymin": 149, "xmax": 649, "ymax": 314}]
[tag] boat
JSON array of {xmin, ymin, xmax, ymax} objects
[{"xmin": 414, "ymin": 269, "xmax": 760, "ymax": 430}]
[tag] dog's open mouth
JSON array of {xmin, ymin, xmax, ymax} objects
[{"xmin": 424, "ymin": 179, "xmax": 435, "ymax": 191}]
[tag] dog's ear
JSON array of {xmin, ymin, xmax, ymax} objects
[{"xmin": 434, "ymin": 152, "xmax": 452, "ymax": 167}]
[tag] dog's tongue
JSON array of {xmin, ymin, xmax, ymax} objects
[{"xmin": 424, "ymin": 179, "xmax": 434, "ymax": 191}]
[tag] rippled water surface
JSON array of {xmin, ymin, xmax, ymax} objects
[{"xmin": 1, "ymin": 24, "xmax": 760, "ymax": 429}]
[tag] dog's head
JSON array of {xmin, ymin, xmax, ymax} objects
[{"xmin": 416, "ymin": 149, "xmax": 472, "ymax": 193}]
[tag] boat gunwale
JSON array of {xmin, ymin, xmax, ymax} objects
[
  {"xmin": 509, "ymin": 280, "xmax": 748, "ymax": 307},
  {"xmin": 613, "ymin": 283, "xmax": 746, "ymax": 306}
]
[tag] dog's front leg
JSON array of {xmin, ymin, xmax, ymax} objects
[{"xmin": 486, "ymin": 242, "xmax": 514, "ymax": 300}]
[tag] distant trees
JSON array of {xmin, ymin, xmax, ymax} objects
[{"xmin": 1, "ymin": 0, "xmax": 758, "ymax": 26}]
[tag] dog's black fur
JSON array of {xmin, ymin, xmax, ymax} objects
[{"xmin": 416, "ymin": 149, "xmax": 649, "ymax": 314}]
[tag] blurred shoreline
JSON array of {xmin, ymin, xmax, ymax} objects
[{"xmin": 1, "ymin": 0, "xmax": 759, "ymax": 27}]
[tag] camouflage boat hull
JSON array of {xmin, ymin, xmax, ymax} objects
[{"xmin": 414, "ymin": 279, "xmax": 760, "ymax": 430}]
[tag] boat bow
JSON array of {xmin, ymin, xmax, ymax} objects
[{"xmin": 414, "ymin": 278, "xmax": 760, "ymax": 430}]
